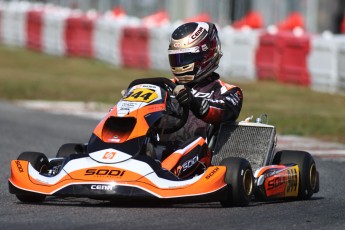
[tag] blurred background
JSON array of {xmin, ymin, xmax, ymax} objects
[
  {"xmin": 18, "ymin": 0, "xmax": 345, "ymax": 33},
  {"xmin": 0, "ymin": 0, "xmax": 345, "ymax": 143}
]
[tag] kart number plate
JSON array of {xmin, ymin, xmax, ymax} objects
[{"xmin": 123, "ymin": 88, "xmax": 158, "ymax": 103}]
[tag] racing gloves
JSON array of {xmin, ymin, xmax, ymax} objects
[{"xmin": 174, "ymin": 85, "xmax": 209, "ymax": 119}]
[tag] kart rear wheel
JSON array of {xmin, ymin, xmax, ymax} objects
[
  {"xmin": 272, "ymin": 150, "xmax": 318, "ymax": 200},
  {"xmin": 16, "ymin": 152, "xmax": 49, "ymax": 202},
  {"xmin": 56, "ymin": 143, "xmax": 87, "ymax": 158},
  {"xmin": 220, "ymin": 157, "xmax": 253, "ymax": 207}
]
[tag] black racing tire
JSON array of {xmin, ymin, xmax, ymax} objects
[
  {"xmin": 56, "ymin": 143, "xmax": 86, "ymax": 158},
  {"xmin": 220, "ymin": 157, "xmax": 254, "ymax": 207},
  {"xmin": 272, "ymin": 150, "xmax": 318, "ymax": 200},
  {"xmin": 16, "ymin": 152, "xmax": 49, "ymax": 202}
]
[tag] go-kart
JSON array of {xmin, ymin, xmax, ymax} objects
[{"xmin": 9, "ymin": 77, "xmax": 319, "ymax": 206}]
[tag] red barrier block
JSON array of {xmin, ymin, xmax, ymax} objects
[
  {"xmin": 342, "ymin": 17, "xmax": 345, "ymax": 33},
  {"xmin": 65, "ymin": 14, "xmax": 95, "ymax": 57},
  {"xmin": 120, "ymin": 26, "xmax": 150, "ymax": 69},
  {"xmin": 255, "ymin": 32, "xmax": 281, "ymax": 80},
  {"xmin": 277, "ymin": 31, "xmax": 311, "ymax": 86},
  {"xmin": 26, "ymin": 9, "xmax": 44, "ymax": 51}
]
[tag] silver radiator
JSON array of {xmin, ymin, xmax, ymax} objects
[{"xmin": 211, "ymin": 122, "xmax": 276, "ymax": 172}]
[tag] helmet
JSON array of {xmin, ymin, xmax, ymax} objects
[{"xmin": 168, "ymin": 22, "xmax": 222, "ymax": 84}]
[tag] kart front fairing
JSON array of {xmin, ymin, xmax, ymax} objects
[{"xmin": 87, "ymin": 83, "xmax": 171, "ymax": 155}]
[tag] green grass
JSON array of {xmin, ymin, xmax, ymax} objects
[
  {"xmin": 0, "ymin": 46, "xmax": 166, "ymax": 103},
  {"xmin": 1, "ymin": 45, "xmax": 345, "ymax": 143}
]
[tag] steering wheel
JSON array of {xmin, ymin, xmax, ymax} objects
[{"xmin": 127, "ymin": 78, "xmax": 189, "ymax": 134}]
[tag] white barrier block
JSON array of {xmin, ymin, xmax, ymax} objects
[
  {"xmin": 307, "ymin": 34, "xmax": 343, "ymax": 94},
  {"xmin": 93, "ymin": 14, "xmax": 127, "ymax": 66},
  {"xmin": 1, "ymin": 1, "xmax": 30, "ymax": 47},
  {"xmin": 337, "ymin": 41, "xmax": 345, "ymax": 93},
  {"xmin": 42, "ymin": 7, "xmax": 71, "ymax": 56},
  {"xmin": 218, "ymin": 26, "xmax": 259, "ymax": 81},
  {"xmin": 0, "ymin": 2, "xmax": 3, "ymax": 42}
]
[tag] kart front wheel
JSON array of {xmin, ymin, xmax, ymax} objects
[
  {"xmin": 56, "ymin": 143, "xmax": 87, "ymax": 158},
  {"xmin": 220, "ymin": 157, "xmax": 253, "ymax": 207},
  {"xmin": 16, "ymin": 152, "xmax": 49, "ymax": 202},
  {"xmin": 272, "ymin": 150, "xmax": 319, "ymax": 200}
]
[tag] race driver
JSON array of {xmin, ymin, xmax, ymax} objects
[{"xmin": 155, "ymin": 22, "xmax": 243, "ymax": 179}]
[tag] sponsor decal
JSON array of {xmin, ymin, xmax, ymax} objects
[
  {"xmin": 192, "ymin": 89, "xmax": 214, "ymax": 98},
  {"xmin": 15, "ymin": 160, "xmax": 24, "ymax": 173},
  {"xmin": 267, "ymin": 177, "xmax": 284, "ymax": 190},
  {"xmin": 102, "ymin": 151, "xmax": 116, "ymax": 160},
  {"xmin": 108, "ymin": 139, "xmax": 120, "ymax": 143},
  {"xmin": 146, "ymin": 105, "xmax": 165, "ymax": 111},
  {"xmin": 285, "ymin": 167, "xmax": 299, "ymax": 196},
  {"xmin": 266, "ymin": 167, "xmax": 299, "ymax": 196},
  {"xmin": 85, "ymin": 169, "xmax": 126, "ymax": 177},
  {"xmin": 91, "ymin": 184, "xmax": 113, "ymax": 191},
  {"xmin": 168, "ymin": 47, "xmax": 200, "ymax": 54},
  {"xmin": 174, "ymin": 43, "xmax": 181, "ymax": 48},
  {"xmin": 209, "ymin": 99, "xmax": 225, "ymax": 104},
  {"xmin": 206, "ymin": 167, "xmax": 219, "ymax": 179},
  {"xmin": 189, "ymin": 27, "xmax": 204, "ymax": 43},
  {"xmin": 225, "ymin": 95, "xmax": 239, "ymax": 106},
  {"xmin": 182, "ymin": 156, "xmax": 199, "ymax": 172}
]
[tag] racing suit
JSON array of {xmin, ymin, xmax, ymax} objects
[{"xmin": 156, "ymin": 72, "xmax": 243, "ymax": 178}]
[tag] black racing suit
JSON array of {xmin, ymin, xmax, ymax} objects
[{"xmin": 155, "ymin": 72, "xmax": 243, "ymax": 177}]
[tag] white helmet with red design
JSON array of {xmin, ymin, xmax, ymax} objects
[{"xmin": 168, "ymin": 22, "xmax": 222, "ymax": 84}]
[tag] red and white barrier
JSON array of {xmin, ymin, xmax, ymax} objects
[{"xmin": 1, "ymin": 1, "xmax": 345, "ymax": 95}]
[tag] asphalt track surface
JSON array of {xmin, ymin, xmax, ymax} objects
[{"xmin": 1, "ymin": 100, "xmax": 344, "ymax": 230}]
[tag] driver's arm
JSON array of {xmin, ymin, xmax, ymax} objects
[
  {"xmin": 174, "ymin": 82, "xmax": 243, "ymax": 125},
  {"xmin": 202, "ymin": 86, "xmax": 243, "ymax": 124}
]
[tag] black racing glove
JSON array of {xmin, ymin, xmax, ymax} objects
[
  {"xmin": 174, "ymin": 85, "xmax": 192, "ymax": 106},
  {"xmin": 174, "ymin": 85, "xmax": 209, "ymax": 119}
]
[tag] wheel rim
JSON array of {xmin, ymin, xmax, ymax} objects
[
  {"xmin": 310, "ymin": 163, "xmax": 317, "ymax": 190},
  {"xmin": 243, "ymin": 169, "xmax": 253, "ymax": 196}
]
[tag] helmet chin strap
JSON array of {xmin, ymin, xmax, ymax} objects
[
  {"xmin": 185, "ymin": 65, "xmax": 219, "ymax": 87},
  {"xmin": 175, "ymin": 75, "xmax": 195, "ymax": 84}
]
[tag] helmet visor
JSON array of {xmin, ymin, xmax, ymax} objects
[{"xmin": 168, "ymin": 48, "xmax": 204, "ymax": 67}]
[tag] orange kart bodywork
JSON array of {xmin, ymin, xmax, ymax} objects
[{"xmin": 9, "ymin": 156, "xmax": 228, "ymax": 202}]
